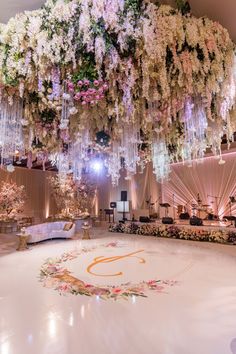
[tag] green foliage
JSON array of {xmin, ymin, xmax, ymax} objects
[
  {"xmin": 71, "ymin": 55, "xmax": 98, "ymax": 82},
  {"xmin": 39, "ymin": 109, "xmax": 57, "ymax": 125},
  {"xmin": 124, "ymin": 0, "xmax": 142, "ymax": 16},
  {"xmin": 175, "ymin": 0, "xmax": 191, "ymax": 15}
]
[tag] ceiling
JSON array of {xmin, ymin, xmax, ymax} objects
[
  {"xmin": 0, "ymin": 0, "xmax": 235, "ymax": 41},
  {"xmin": 0, "ymin": 0, "xmax": 45, "ymax": 23}
]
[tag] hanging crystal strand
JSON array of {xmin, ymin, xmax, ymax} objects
[
  {"xmin": 0, "ymin": 96, "xmax": 24, "ymax": 167},
  {"xmin": 59, "ymin": 81, "xmax": 72, "ymax": 144},
  {"xmin": 121, "ymin": 123, "xmax": 140, "ymax": 177},
  {"xmin": 56, "ymin": 152, "xmax": 70, "ymax": 184},
  {"xmin": 51, "ymin": 66, "xmax": 61, "ymax": 100},
  {"xmin": 70, "ymin": 130, "xmax": 92, "ymax": 181},
  {"xmin": 182, "ymin": 96, "xmax": 208, "ymax": 162},
  {"xmin": 70, "ymin": 141, "xmax": 83, "ymax": 182},
  {"xmin": 105, "ymin": 142, "xmax": 121, "ymax": 186},
  {"xmin": 152, "ymin": 135, "xmax": 171, "ymax": 182}
]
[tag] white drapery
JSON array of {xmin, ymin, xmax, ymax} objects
[{"xmin": 161, "ymin": 152, "xmax": 236, "ymax": 218}]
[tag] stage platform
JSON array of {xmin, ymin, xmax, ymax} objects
[
  {"xmin": 168, "ymin": 219, "xmax": 236, "ymax": 231},
  {"xmin": 126, "ymin": 219, "xmax": 236, "ymax": 232},
  {"xmin": 110, "ymin": 219, "xmax": 236, "ymax": 245}
]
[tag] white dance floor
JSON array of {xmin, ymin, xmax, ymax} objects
[{"xmin": 0, "ymin": 229, "xmax": 236, "ymax": 354}]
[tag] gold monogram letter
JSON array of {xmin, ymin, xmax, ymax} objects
[{"xmin": 87, "ymin": 250, "xmax": 145, "ymax": 277}]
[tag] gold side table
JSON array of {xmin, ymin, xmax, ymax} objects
[
  {"xmin": 82, "ymin": 223, "xmax": 91, "ymax": 240},
  {"xmin": 16, "ymin": 233, "xmax": 30, "ymax": 251}
]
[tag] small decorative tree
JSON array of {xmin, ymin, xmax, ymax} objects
[
  {"xmin": 0, "ymin": 182, "xmax": 26, "ymax": 220},
  {"xmin": 49, "ymin": 174, "xmax": 95, "ymax": 219}
]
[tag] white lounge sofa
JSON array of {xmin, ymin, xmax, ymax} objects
[{"xmin": 26, "ymin": 221, "xmax": 75, "ymax": 243}]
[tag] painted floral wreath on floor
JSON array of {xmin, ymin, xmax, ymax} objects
[{"xmin": 39, "ymin": 242, "xmax": 177, "ymax": 300}]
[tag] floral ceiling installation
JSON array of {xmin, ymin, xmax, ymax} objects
[{"xmin": 0, "ymin": 0, "xmax": 236, "ymax": 182}]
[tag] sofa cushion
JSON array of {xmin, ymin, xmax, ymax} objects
[{"xmin": 63, "ymin": 222, "xmax": 73, "ymax": 231}]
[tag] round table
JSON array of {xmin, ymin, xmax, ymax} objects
[
  {"xmin": 82, "ymin": 225, "xmax": 91, "ymax": 240},
  {"xmin": 16, "ymin": 233, "xmax": 30, "ymax": 251}
]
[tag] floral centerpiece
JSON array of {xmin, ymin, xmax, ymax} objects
[{"xmin": 0, "ymin": 0, "xmax": 235, "ymax": 183}]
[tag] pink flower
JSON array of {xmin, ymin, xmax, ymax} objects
[
  {"xmin": 103, "ymin": 83, "xmax": 108, "ymax": 91},
  {"xmin": 84, "ymin": 79, "xmax": 90, "ymax": 86},
  {"xmin": 67, "ymin": 82, "xmax": 74, "ymax": 89},
  {"xmin": 112, "ymin": 288, "xmax": 122, "ymax": 294},
  {"xmin": 58, "ymin": 283, "xmax": 71, "ymax": 292},
  {"xmin": 74, "ymin": 93, "xmax": 81, "ymax": 101},
  {"xmin": 154, "ymin": 285, "xmax": 164, "ymax": 291},
  {"xmin": 77, "ymin": 80, "xmax": 83, "ymax": 87},
  {"xmin": 93, "ymin": 80, "xmax": 99, "ymax": 86}
]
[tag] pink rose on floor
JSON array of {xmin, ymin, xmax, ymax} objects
[
  {"xmin": 153, "ymin": 285, "xmax": 164, "ymax": 291},
  {"xmin": 147, "ymin": 280, "xmax": 157, "ymax": 285},
  {"xmin": 90, "ymin": 287, "xmax": 110, "ymax": 296},
  {"xmin": 47, "ymin": 265, "xmax": 58, "ymax": 274},
  {"xmin": 112, "ymin": 288, "xmax": 122, "ymax": 294},
  {"xmin": 58, "ymin": 283, "xmax": 71, "ymax": 292}
]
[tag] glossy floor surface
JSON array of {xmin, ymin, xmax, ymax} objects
[{"xmin": 0, "ymin": 229, "xmax": 236, "ymax": 354}]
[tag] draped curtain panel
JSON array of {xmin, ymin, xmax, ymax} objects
[
  {"xmin": 161, "ymin": 153, "xmax": 236, "ymax": 218},
  {"xmin": 0, "ymin": 167, "xmax": 57, "ymax": 222}
]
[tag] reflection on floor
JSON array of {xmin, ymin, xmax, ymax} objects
[{"xmin": 0, "ymin": 228, "xmax": 236, "ymax": 354}]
